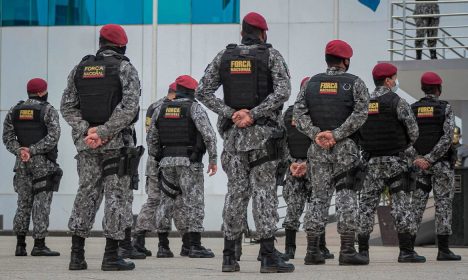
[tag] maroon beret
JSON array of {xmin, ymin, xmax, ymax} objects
[
  {"xmin": 243, "ymin": 12, "xmax": 268, "ymax": 31},
  {"xmin": 300, "ymin": 77, "xmax": 310, "ymax": 88},
  {"xmin": 176, "ymin": 75, "xmax": 198, "ymax": 90},
  {"xmin": 169, "ymin": 82, "xmax": 177, "ymax": 91},
  {"xmin": 27, "ymin": 78, "xmax": 47, "ymax": 94},
  {"xmin": 325, "ymin": 40, "xmax": 353, "ymax": 59},
  {"xmin": 421, "ymin": 71, "xmax": 443, "ymax": 85},
  {"xmin": 372, "ymin": 63, "xmax": 398, "ymax": 80},
  {"xmin": 100, "ymin": 24, "xmax": 128, "ymax": 46}
]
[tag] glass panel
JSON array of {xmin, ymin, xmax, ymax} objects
[
  {"xmin": 191, "ymin": 0, "xmax": 239, "ymax": 24},
  {"xmin": 158, "ymin": 0, "xmax": 191, "ymax": 24},
  {"xmin": 48, "ymin": 0, "xmax": 95, "ymax": 26},
  {"xmin": 96, "ymin": 0, "xmax": 144, "ymax": 25},
  {"xmin": 2, "ymin": 0, "xmax": 48, "ymax": 26}
]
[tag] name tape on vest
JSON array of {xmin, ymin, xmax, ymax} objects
[
  {"xmin": 164, "ymin": 107, "xmax": 182, "ymax": 119},
  {"xmin": 19, "ymin": 109, "xmax": 34, "ymax": 120},
  {"xmin": 417, "ymin": 106, "xmax": 434, "ymax": 118},
  {"xmin": 319, "ymin": 82, "xmax": 338, "ymax": 95},
  {"xmin": 83, "ymin": 65, "xmax": 106, "ymax": 79},
  {"xmin": 368, "ymin": 102, "xmax": 379, "ymax": 115},
  {"xmin": 230, "ymin": 60, "xmax": 252, "ymax": 74},
  {"xmin": 145, "ymin": 117, "xmax": 152, "ymax": 127}
]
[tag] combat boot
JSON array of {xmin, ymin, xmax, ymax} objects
[
  {"xmin": 101, "ymin": 238, "xmax": 135, "ymax": 271},
  {"xmin": 397, "ymin": 233, "xmax": 426, "ymax": 263},
  {"xmin": 222, "ymin": 238, "xmax": 240, "ymax": 272},
  {"xmin": 188, "ymin": 232, "xmax": 215, "ymax": 258},
  {"xmin": 69, "ymin": 235, "xmax": 87, "ymax": 270},
  {"xmin": 31, "ymin": 238, "xmax": 60, "ymax": 256},
  {"xmin": 437, "ymin": 235, "xmax": 461, "ymax": 261},
  {"xmin": 15, "ymin": 235, "xmax": 27, "ymax": 256},
  {"xmin": 358, "ymin": 233, "xmax": 370, "ymax": 262},
  {"xmin": 234, "ymin": 235, "xmax": 243, "ymax": 261},
  {"xmin": 284, "ymin": 229, "xmax": 296, "ymax": 259},
  {"xmin": 430, "ymin": 49, "xmax": 437, "ymax": 59},
  {"xmin": 257, "ymin": 237, "xmax": 289, "ymax": 262},
  {"xmin": 339, "ymin": 232, "xmax": 369, "ymax": 265},
  {"xmin": 132, "ymin": 230, "xmax": 152, "ymax": 256},
  {"xmin": 180, "ymin": 232, "xmax": 190, "ymax": 256},
  {"xmin": 260, "ymin": 237, "xmax": 295, "ymax": 273},
  {"xmin": 416, "ymin": 50, "xmax": 422, "ymax": 60},
  {"xmin": 118, "ymin": 227, "xmax": 146, "ymax": 259},
  {"xmin": 304, "ymin": 233, "xmax": 325, "ymax": 265},
  {"xmin": 156, "ymin": 232, "xmax": 174, "ymax": 258},
  {"xmin": 320, "ymin": 232, "xmax": 334, "ymax": 259}
]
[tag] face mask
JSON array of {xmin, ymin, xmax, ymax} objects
[{"xmin": 391, "ymin": 79, "xmax": 399, "ymax": 92}]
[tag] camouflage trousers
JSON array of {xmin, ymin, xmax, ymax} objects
[
  {"xmin": 157, "ymin": 163, "xmax": 205, "ymax": 233},
  {"xmin": 13, "ymin": 172, "xmax": 54, "ymax": 239},
  {"xmin": 303, "ymin": 161, "xmax": 358, "ymax": 235},
  {"xmin": 282, "ymin": 171, "xmax": 310, "ymax": 231},
  {"xmin": 414, "ymin": 3, "xmax": 440, "ymax": 48},
  {"xmin": 358, "ymin": 157, "xmax": 413, "ymax": 235},
  {"xmin": 68, "ymin": 150, "xmax": 133, "ymax": 240},
  {"xmin": 411, "ymin": 161, "xmax": 454, "ymax": 235},
  {"xmin": 221, "ymin": 149, "xmax": 279, "ymax": 240}
]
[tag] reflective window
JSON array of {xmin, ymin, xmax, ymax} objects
[{"xmin": 1, "ymin": 0, "xmax": 48, "ymax": 26}]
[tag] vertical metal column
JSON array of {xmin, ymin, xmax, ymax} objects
[{"xmin": 402, "ymin": 0, "xmax": 407, "ymax": 60}]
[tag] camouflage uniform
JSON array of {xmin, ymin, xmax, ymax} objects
[
  {"xmin": 61, "ymin": 49, "xmax": 140, "ymax": 240},
  {"xmin": 414, "ymin": 0, "xmax": 440, "ymax": 50},
  {"xmin": 195, "ymin": 44, "xmax": 291, "ymax": 241},
  {"xmin": 3, "ymin": 99, "xmax": 61, "ymax": 239},
  {"xmin": 293, "ymin": 67, "xmax": 369, "ymax": 235},
  {"xmin": 358, "ymin": 86, "xmax": 419, "ymax": 236}
]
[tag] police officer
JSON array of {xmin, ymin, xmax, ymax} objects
[
  {"xmin": 282, "ymin": 77, "xmax": 333, "ymax": 260},
  {"xmin": 61, "ymin": 24, "xmax": 141, "ymax": 271},
  {"xmin": 195, "ymin": 12, "xmax": 294, "ymax": 273},
  {"xmin": 453, "ymin": 126, "xmax": 468, "ymax": 167},
  {"xmin": 414, "ymin": 0, "xmax": 440, "ymax": 59},
  {"xmin": 293, "ymin": 39, "xmax": 369, "ymax": 266},
  {"xmin": 409, "ymin": 72, "xmax": 461, "ymax": 261},
  {"xmin": 357, "ymin": 63, "xmax": 421, "ymax": 263},
  {"xmin": 148, "ymin": 75, "xmax": 217, "ymax": 259},
  {"xmin": 2, "ymin": 78, "xmax": 61, "ymax": 257}
]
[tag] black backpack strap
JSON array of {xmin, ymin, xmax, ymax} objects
[{"xmin": 226, "ymin": 43, "xmax": 238, "ymax": 49}]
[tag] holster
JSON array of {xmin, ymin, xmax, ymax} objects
[
  {"xmin": 334, "ymin": 159, "xmax": 367, "ymax": 192},
  {"xmin": 102, "ymin": 145, "xmax": 145, "ymax": 190},
  {"xmin": 386, "ymin": 171, "xmax": 412, "ymax": 194},
  {"xmin": 32, "ymin": 167, "xmax": 63, "ymax": 195},
  {"xmin": 248, "ymin": 128, "xmax": 284, "ymax": 169}
]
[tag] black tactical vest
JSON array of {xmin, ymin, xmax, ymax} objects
[
  {"xmin": 156, "ymin": 100, "xmax": 206, "ymax": 161},
  {"xmin": 283, "ymin": 106, "xmax": 311, "ymax": 159},
  {"xmin": 74, "ymin": 53, "xmax": 128, "ymax": 126},
  {"xmin": 359, "ymin": 91, "xmax": 409, "ymax": 156},
  {"xmin": 412, "ymin": 97, "xmax": 447, "ymax": 157},
  {"xmin": 305, "ymin": 73, "xmax": 357, "ymax": 132},
  {"xmin": 146, "ymin": 102, "xmax": 157, "ymax": 129},
  {"xmin": 12, "ymin": 101, "xmax": 48, "ymax": 146},
  {"xmin": 219, "ymin": 44, "xmax": 273, "ymax": 110}
]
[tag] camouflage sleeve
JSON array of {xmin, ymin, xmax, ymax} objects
[
  {"xmin": 96, "ymin": 61, "xmax": 141, "ymax": 139},
  {"xmin": 424, "ymin": 103, "xmax": 455, "ymax": 163},
  {"xmin": 195, "ymin": 50, "xmax": 236, "ymax": 119},
  {"xmin": 29, "ymin": 105, "xmax": 61, "ymax": 156},
  {"xmin": 2, "ymin": 108, "xmax": 21, "ymax": 156},
  {"xmin": 146, "ymin": 106, "xmax": 162, "ymax": 158},
  {"xmin": 396, "ymin": 98, "xmax": 419, "ymax": 146},
  {"xmin": 191, "ymin": 103, "xmax": 217, "ymax": 165},
  {"xmin": 60, "ymin": 66, "xmax": 89, "ymax": 143},
  {"xmin": 145, "ymin": 103, "xmax": 156, "ymax": 132},
  {"xmin": 293, "ymin": 85, "xmax": 321, "ymax": 140},
  {"xmin": 250, "ymin": 48, "xmax": 291, "ymax": 120},
  {"xmin": 332, "ymin": 78, "xmax": 369, "ymax": 141},
  {"xmin": 279, "ymin": 111, "xmax": 293, "ymax": 163}
]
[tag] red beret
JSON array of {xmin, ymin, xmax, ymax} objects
[
  {"xmin": 169, "ymin": 82, "xmax": 177, "ymax": 91},
  {"xmin": 27, "ymin": 78, "xmax": 47, "ymax": 94},
  {"xmin": 176, "ymin": 75, "xmax": 198, "ymax": 90},
  {"xmin": 421, "ymin": 71, "xmax": 442, "ymax": 85},
  {"xmin": 372, "ymin": 63, "xmax": 398, "ymax": 80},
  {"xmin": 300, "ymin": 77, "xmax": 310, "ymax": 88},
  {"xmin": 100, "ymin": 24, "xmax": 128, "ymax": 46},
  {"xmin": 325, "ymin": 40, "xmax": 353, "ymax": 59},
  {"xmin": 243, "ymin": 12, "xmax": 268, "ymax": 31}
]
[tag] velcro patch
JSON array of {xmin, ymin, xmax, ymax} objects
[
  {"xmin": 417, "ymin": 106, "xmax": 434, "ymax": 118},
  {"xmin": 368, "ymin": 102, "xmax": 379, "ymax": 115},
  {"xmin": 230, "ymin": 60, "xmax": 252, "ymax": 74},
  {"xmin": 19, "ymin": 109, "xmax": 34, "ymax": 120},
  {"xmin": 319, "ymin": 82, "xmax": 338, "ymax": 95},
  {"xmin": 83, "ymin": 65, "xmax": 105, "ymax": 79},
  {"xmin": 163, "ymin": 107, "xmax": 182, "ymax": 119}
]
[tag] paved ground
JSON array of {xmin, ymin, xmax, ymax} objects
[{"xmin": 1, "ymin": 234, "xmax": 468, "ymax": 280}]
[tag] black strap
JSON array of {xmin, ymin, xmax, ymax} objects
[
  {"xmin": 102, "ymin": 157, "xmax": 121, "ymax": 177},
  {"xmin": 416, "ymin": 181, "xmax": 432, "ymax": 193},
  {"xmin": 32, "ymin": 175, "xmax": 48, "ymax": 185},
  {"xmin": 159, "ymin": 173, "xmax": 182, "ymax": 199}
]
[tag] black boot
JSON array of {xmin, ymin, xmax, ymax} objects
[
  {"xmin": 188, "ymin": 232, "xmax": 215, "ymax": 258},
  {"xmin": 430, "ymin": 49, "xmax": 437, "ymax": 59},
  {"xmin": 69, "ymin": 235, "xmax": 87, "ymax": 270},
  {"xmin": 437, "ymin": 235, "xmax": 461, "ymax": 261},
  {"xmin": 15, "ymin": 235, "xmax": 27, "ymax": 256},
  {"xmin": 118, "ymin": 228, "xmax": 146, "ymax": 259},
  {"xmin": 31, "ymin": 238, "xmax": 60, "ymax": 256},
  {"xmin": 234, "ymin": 235, "xmax": 243, "ymax": 261},
  {"xmin": 260, "ymin": 237, "xmax": 295, "ymax": 273},
  {"xmin": 416, "ymin": 50, "xmax": 422, "ymax": 60},
  {"xmin": 180, "ymin": 232, "xmax": 190, "ymax": 256},
  {"xmin": 132, "ymin": 231, "xmax": 152, "ymax": 256},
  {"xmin": 157, "ymin": 232, "xmax": 174, "ymax": 258},
  {"xmin": 339, "ymin": 233, "xmax": 368, "ymax": 265},
  {"xmin": 304, "ymin": 233, "xmax": 325, "ymax": 265},
  {"xmin": 257, "ymin": 238, "xmax": 289, "ymax": 262},
  {"xmin": 284, "ymin": 229, "xmax": 296, "ymax": 259},
  {"xmin": 101, "ymin": 238, "xmax": 135, "ymax": 271},
  {"xmin": 398, "ymin": 233, "xmax": 426, "ymax": 263},
  {"xmin": 358, "ymin": 233, "xmax": 370, "ymax": 262},
  {"xmin": 222, "ymin": 238, "xmax": 240, "ymax": 272},
  {"xmin": 320, "ymin": 232, "xmax": 334, "ymax": 259}
]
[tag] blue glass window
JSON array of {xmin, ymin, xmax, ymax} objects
[
  {"xmin": 48, "ymin": 0, "xmax": 95, "ymax": 26},
  {"xmin": 96, "ymin": 0, "xmax": 145, "ymax": 25},
  {"xmin": 1, "ymin": 0, "xmax": 48, "ymax": 26},
  {"xmin": 191, "ymin": 0, "xmax": 239, "ymax": 24}
]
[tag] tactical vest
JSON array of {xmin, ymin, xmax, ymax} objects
[
  {"xmin": 12, "ymin": 101, "xmax": 48, "ymax": 146},
  {"xmin": 305, "ymin": 73, "xmax": 357, "ymax": 132},
  {"xmin": 156, "ymin": 100, "xmax": 206, "ymax": 161},
  {"xmin": 412, "ymin": 97, "xmax": 448, "ymax": 157},
  {"xmin": 74, "ymin": 53, "xmax": 128, "ymax": 126},
  {"xmin": 219, "ymin": 44, "xmax": 273, "ymax": 110},
  {"xmin": 146, "ymin": 102, "xmax": 157, "ymax": 129},
  {"xmin": 359, "ymin": 91, "xmax": 409, "ymax": 156},
  {"xmin": 283, "ymin": 106, "xmax": 311, "ymax": 159}
]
